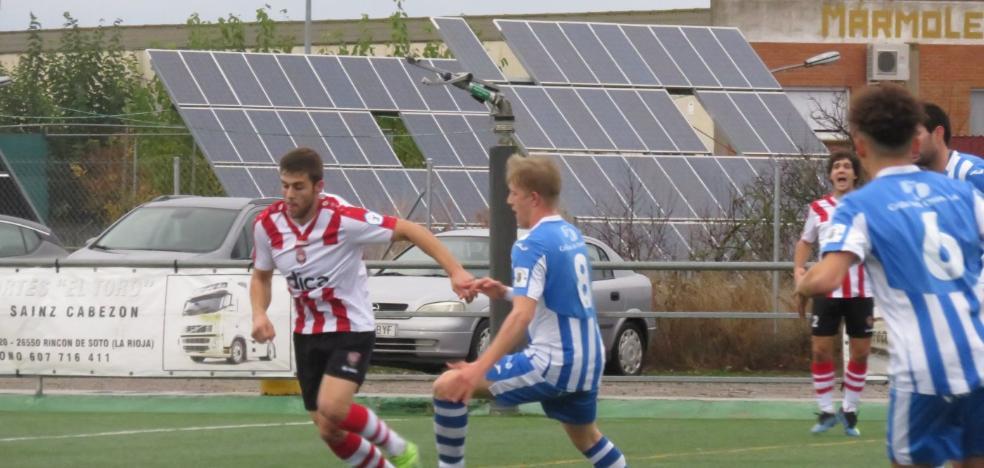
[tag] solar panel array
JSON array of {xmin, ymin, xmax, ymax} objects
[
  {"xmin": 494, "ymin": 20, "xmax": 780, "ymax": 90},
  {"xmin": 485, "ymin": 20, "xmax": 825, "ymax": 155},
  {"xmin": 151, "ymin": 18, "xmax": 828, "ymax": 259}
]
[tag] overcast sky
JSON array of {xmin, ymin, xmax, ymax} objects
[{"xmin": 0, "ymin": 0, "xmax": 709, "ymax": 31}]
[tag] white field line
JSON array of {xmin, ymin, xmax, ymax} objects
[{"xmin": 0, "ymin": 419, "xmax": 404, "ymax": 443}]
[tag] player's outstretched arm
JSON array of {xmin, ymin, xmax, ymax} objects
[
  {"xmin": 250, "ymin": 268, "xmax": 276, "ymax": 343},
  {"xmin": 392, "ymin": 219, "xmax": 476, "ymax": 302},
  {"xmin": 470, "ymin": 277, "xmax": 509, "ymax": 300},
  {"xmin": 793, "ymin": 252, "xmax": 856, "ymax": 316}
]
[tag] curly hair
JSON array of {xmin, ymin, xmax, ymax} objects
[
  {"xmin": 848, "ymin": 84, "xmax": 926, "ymax": 154},
  {"xmin": 826, "ymin": 150, "xmax": 862, "ymax": 184}
]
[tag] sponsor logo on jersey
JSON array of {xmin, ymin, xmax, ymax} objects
[
  {"xmin": 286, "ymin": 271, "xmax": 331, "ymax": 291},
  {"xmin": 513, "ymin": 267, "xmax": 529, "ymax": 288},
  {"xmin": 824, "ymin": 223, "xmax": 847, "ymax": 243}
]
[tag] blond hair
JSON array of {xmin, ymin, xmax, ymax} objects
[{"xmin": 506, "ymin": 155, "xmax": 561, "ymax": 205}]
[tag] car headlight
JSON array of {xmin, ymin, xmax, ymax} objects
[{"xmin": 416, "ymin": 301, "xmax": 466, "ymax": 314}]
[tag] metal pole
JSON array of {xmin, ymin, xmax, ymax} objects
[
  {"xmin": 35, "ymin": 376, "xmax": 43, "ymax": 397},
  {"xmin": 488, "ymin": 102, "xmax": 517, "ymax": 416},
  {"xmin": 132, "ymin": 137, "xmax": 138, "ymax": 201},
  {"xmin": 489, "ymin": 146, "xmax": 516, "ymax": 339},
  {"xmin": 304, "ymin": 0, "xmax": 312, "ymax": 54},
  {"xmin": 426, "ymin": 158, "xmax": 434, "ymax": 231},
  {"xmin": 173, "ymin": 156, "xmax": 180, "ymax": 195},
  {"xmin": 772, "ymin": 157, "xmax": 781, "ymax": 333},
  {"xmin": 190, "ymin": 146, "xmax": 197, "ymax": 194}
]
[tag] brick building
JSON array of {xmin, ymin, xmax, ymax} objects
[{"xmin": 714, "ymin": 0, "xmax": 984, "ymax": 140}]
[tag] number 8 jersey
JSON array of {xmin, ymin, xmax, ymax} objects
[
  {"xmin": 821, "ymin": 165, "xmax": 984, "ymax": 396},
  {"xmin": 511, "ymin": 215, "xmax": 605, "ymax": 393}
]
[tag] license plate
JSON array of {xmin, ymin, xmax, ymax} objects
[{"xmin": 375, "ymin": 322, "xmax": 397, "ymax": 337}]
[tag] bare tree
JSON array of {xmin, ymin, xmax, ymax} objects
[
  {"xmin": 575, "ymin": 166, "xmax": 673, "ymax": 261},
  {"xmin": 691, "ymin": 157, "xmax": 828, "ymax": 261}
]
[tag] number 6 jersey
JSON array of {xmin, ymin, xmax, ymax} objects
[
  {"xmin": 511, "ymin": 215, "xmax": 605, "ymax": 393},
  {"xmin": 821, "ymin": 165, "xmax": 984, "ymax": 396}
]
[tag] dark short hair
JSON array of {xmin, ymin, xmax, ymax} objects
[
  {"xmin": 922, "ymin": 102, "xmax": 952, "ymax": 146},
  {"xmin": 826, "ymin": 150, "xmax": 861, "ymax": 179},
  {"xmin": 279, "ymin": 147, "xmax": 323, "ymax": 183},
  {"xmin": 848, "ymin": 84, "xmax": 926, "ymax": 154}
]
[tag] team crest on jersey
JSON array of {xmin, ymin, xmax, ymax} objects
[
  {"xmin": 295, "ymin": 247, "xmax": 307, "ymax": 264},
  {"xmin": 901, "ymin": 181, "xmax": 931, "ymax": 199},
  {"xmin": 365, "ymin": 212, "xmax": 383, "ymax": 225},
  {"xmin": 561, "ymin": 225, "xmax": 579, "ymax": 242}
]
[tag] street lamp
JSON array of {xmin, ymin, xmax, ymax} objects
[
  {"xmin": 769, "ymin": 51, "xmax": 841, "ymax": 73},
  {"xmin": 0, "ymin": 76, "xmax": 11, "ymax": 87}
]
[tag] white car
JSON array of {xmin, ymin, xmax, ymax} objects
[{"xmin": 369, "ymin": 229, "xmax": 655, "ymax": 375}]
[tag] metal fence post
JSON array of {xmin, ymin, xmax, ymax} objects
[
  {"xmin": 190, "ymin": 148, "xmax": 197, "ymax": 195},
  {"xmin": 131, "ymin": 137, "xmax": 138, "ymax": 201},
  {"xmin": 425, "ymin": 158, "xmax": 433, "ymax": 231},
  {"xmin": 173, "ymin": 157, "xmax": 180, "ymax": 195},
  {"xmin": 772, "ymin": 156, "xmax": 781, "ymax": 333}
]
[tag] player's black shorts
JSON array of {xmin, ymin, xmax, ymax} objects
[
  {"xmin": 293, "ymin": 331, "xmax": 374, "ymax": 411},
  {"xmin": 811, "ymin": 297, "xmax": 874, "ymax": 338}
]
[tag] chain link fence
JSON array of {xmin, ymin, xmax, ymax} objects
[{"xmin": 2, "ymin": 150, "xmax": 221, "ymax": 249}]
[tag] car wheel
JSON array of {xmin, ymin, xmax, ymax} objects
[
  {"xmin": 466, "ymin": 320, "xmax": 491, "ymax": 362},
  {"xmin": 259, "ymin": 343, "xmax": 274, "ymax": 361},
  {"xmin": 190, "ymin": 356, "xmax": 205, "ymax": 363},
  {"xmin": 227, "ymin": 338, "xmax": 246, "ymax": 364},
  {"xmin": 607, "ymin": 322, "xmax": 645, "ymax": 376}
]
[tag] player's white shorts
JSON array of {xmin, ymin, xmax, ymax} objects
[{"xmin": 486, "ymin": 351, "xmax": 598, "ymax": 425}]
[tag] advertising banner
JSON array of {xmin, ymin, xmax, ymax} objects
[{"xmin": 0, "ymin": 268, "xmax": 294, "ymax": 377}]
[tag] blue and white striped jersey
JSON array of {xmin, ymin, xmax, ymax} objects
[
  {"xmin": 512, "ymin": 215, "xmax": 605, "ymax": 393},
  {"xmin": 821, "ymin": 165, "xmax": 984, "ymax": 396},
  {"xmin": 945, "ymin": 150, "xmax": 984, "ymax": 191}
]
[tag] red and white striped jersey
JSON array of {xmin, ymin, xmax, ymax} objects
[
  {"xmin": 800, "ymin": 195, "xmax": 871, "ymax": 298},
  {"xmin": 253, "ymin": 194, "xmax": 397, "ymax": 334}
]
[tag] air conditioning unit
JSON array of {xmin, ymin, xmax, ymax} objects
[{"xmin": 868, "ymin": 43, "xmax": 910, "ymax": 81}]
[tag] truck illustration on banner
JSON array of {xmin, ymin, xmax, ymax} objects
[{"xmin": 179, "ymin": 281, "xmax": 275, "ymax": 364}]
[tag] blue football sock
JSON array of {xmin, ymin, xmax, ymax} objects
[
  {"xmin": 583, "ymin": 436, "xmax": 627, "ymax": 467},
  {"xmin": 433, "ymin": 399, "xmax": 468, "ymax": 468}
]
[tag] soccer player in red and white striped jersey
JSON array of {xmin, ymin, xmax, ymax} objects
[
  {"xmin": 794, "ymin": 150, "xmax": 873, "ymax": 437},
  {"xmin": 250, "ymin": 148, "xmax": 475, "ymax": 468}
]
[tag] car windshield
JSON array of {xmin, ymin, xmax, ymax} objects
[
  {"xmin": 94, "ymin": 207, "xmax": 239, "ymax": 253},
  {"xmin": 380, "ymin": 236, "xmax": 489, "ymax": 278},
  {"xmin": 183, "ymin": 292, "xmax": 228, "ymax": 316}
]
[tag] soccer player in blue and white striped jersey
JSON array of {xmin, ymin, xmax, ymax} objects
[
  {"xmin": 914, "ymin": 102, "xmax": 984, "ymax": 192},
  {"xmin": 796, "ymin": 84, "xmax": 984, "ymax": 467},
  {"xmin": 431, "ymin": 155, "xmax": 627, "ymax": 468}
]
